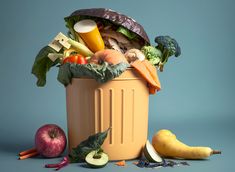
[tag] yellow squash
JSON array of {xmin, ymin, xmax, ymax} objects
[{"xmin": 152, "ymin": 129, "xmax": 221, "ymax": 159}]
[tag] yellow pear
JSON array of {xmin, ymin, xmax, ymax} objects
[{"xmin": 152, "ymin": 129, "xmax": 221, "ymax": 159}]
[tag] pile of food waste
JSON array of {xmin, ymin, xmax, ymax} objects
[
  {"xmin": 28, "ymin": 9, "xmax": 222, "ymax": 171},
  {"xmin": 32, "ymin": 8, "xmax": 181, "ymax": 94}
]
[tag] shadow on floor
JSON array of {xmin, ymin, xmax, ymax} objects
[{"xmin": 0, "ymin": 140, "xmax": 34, "ymax": 155}]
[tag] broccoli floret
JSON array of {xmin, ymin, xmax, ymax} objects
[
  {"xmin": 141, "ymin": 46, "xmax": 162, "ymax": 65},
  {"xmin": 155, "ymin": 36, "xmax": 181, "ymax": 71}
]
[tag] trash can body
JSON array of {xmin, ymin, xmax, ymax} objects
[{"xmin": 66, "ymin": 68, "xmax": 149, "ymax": 160}]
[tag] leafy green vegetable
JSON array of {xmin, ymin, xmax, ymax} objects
[
  {"xmin": 154, "ymin": 36, "xmax": 181, "ymax": 71},
  {"xmin": 57, "ymin": 62, "xmax": 129, "ymax": 86},
  {"xmin": 141, "ymin": 46, "xmax": 162, "ymax": 65},
  {"xmin": 69, "ymin": 128, "xmax": 110, "ymax": 163},
  {"xmin": 117, "ymin": 26, "xmax": 137, "ymax": 40},
  {"xmin": 31, "ymin": 46, "xmax": 61, "ymax": 87}
]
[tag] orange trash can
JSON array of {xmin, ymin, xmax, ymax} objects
[{"xmin": 66, "ymin": 68, "xmax": 149, "ymax": 160}]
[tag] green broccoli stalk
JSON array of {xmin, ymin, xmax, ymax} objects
[
  {"xmin": 141, "ymin": 46, "xmax": 162, "ymax": 65},
  {"xmin": 155, "ymin": 36, "xmax": 181, "ymax": 72}
]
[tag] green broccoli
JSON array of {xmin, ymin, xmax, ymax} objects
[
  {"xmin": 141, "ymin": 46, "xmax": 162, "ymax": 65},
  {"xmin": 155, "ymin": 36, "xmax": 181, "ymax": 71}
]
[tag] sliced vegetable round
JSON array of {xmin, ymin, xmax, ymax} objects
[
  {"xmin": 143, "ymin": 140, "xmax": 163, "ymax": 163},
  {"xmin": 85, "ymin": 150, "xmax": 109, "ymax": 168}
]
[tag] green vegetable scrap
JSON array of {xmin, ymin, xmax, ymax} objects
[
  {"xmin": 65, "ymin": 16, "xmax": 80, "ymax": 41},
  {"xmin": 85, "ymin": 150, "xmax": 109, "ymax": 168},
  {"xmin": 31, "ymin": 46, "xmax": 61, "ymax": 87},
  {"xmin": 155, "ymin": 36, "xmax": 181, "ymax": 71},
  {"xmin": 69, "ymin": 128, "xmax": 110, "ymax": 163},
  {"xmin": 141, "ymin": 46, "xmax": 162, "ymax": 65},
  {"xmin": 117, "ymin": 26, "xmax": 137, "ymax": 40},
  {"xmin": 57, "ymin": 62, "xmax": 129, "ymax": 86}
]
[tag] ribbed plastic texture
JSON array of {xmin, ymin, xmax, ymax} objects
[{"xmin": 66, "ymin": 68, "xmax": 149, "ymax": 160}]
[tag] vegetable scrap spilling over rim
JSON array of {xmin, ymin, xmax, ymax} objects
[{"xmin": 31, "ymin": 7, "xmax": 181, "ymax": 94}]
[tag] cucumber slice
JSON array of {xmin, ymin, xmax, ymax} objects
[
  {"xmin": 143, "ymin": 140, "xmax": 163, "ymax": 163},
  {"xmin": 85, "ymin": 150, "xmax": 109, "ymax": 168}
]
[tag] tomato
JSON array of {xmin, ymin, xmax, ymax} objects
[{"xmin": 63, "ymin": 54, "xmax": 88, "ymax": 64}]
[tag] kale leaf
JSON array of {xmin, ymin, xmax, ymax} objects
[{"xmin": 31, "ymin": 46, "xmax": 60, "ymax": 87}]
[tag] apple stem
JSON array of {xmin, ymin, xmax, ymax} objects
[{"xmin": 49, "ymin": 129, "xmax": 58, "ymax": 139}]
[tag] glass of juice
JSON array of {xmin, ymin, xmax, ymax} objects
[{"xmin": 74, "ymin": 19, "xmax": 105, "ymax": 52}]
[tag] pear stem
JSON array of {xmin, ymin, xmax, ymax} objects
[{"xmin": 212, "ymin": 150, "xmax": 221, "ymax": 154}]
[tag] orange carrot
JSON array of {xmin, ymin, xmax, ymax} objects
[
  {"xmin": 131, "ymin": 60, "xmax": 161, "ymax": 94},
  {"xmin": 149, "ymin": 85, "xmax": 157, "ymax": 94},
  {"xmin": 115, "ymin": 160, "xmax": 126, "ymax": 166},
  {"xmin": 131, "ymin": 60, "xmax": 157, "ymax": 87},
  {"xmin": 18, "ymin": 151, "xmax": 39, "ymax": 160},
  {"xmin": 142, "ymin": 60, "xmax": 161, "ymax": 90},
  {"xmin": 19, "ymin": 148, "xmax": 37, "ymax": 156}
]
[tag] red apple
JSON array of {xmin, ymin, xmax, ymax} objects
[{"xmin": 35, "ymin": 124, "xmax": 67, "ymax": 158}]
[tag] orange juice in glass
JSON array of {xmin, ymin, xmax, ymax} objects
[{"xmin": 74, "ymin": 19, "xmax": 105, "ymax": 52}]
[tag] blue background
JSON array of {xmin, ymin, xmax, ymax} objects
[{"xmin": 0, "ymin": 0, "xmax": 234, "ymax": 171}]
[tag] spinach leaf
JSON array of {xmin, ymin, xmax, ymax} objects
[
  {"xmin": 31, "ymin": 46, "xmax": 60, "ymax": 87},
  {"xmin": 69, "ymin": 128, "xmax": 110, "ymax": 163}
]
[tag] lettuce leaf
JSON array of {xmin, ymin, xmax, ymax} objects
[{"xmin": 57, "ymin": 62, "xmax": 129, "ymax": 86}]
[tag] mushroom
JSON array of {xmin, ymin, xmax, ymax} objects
[{"xmin": 124, "ymin": 49, "xmax": 145, "ymax": 63}]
